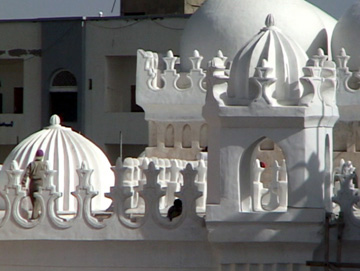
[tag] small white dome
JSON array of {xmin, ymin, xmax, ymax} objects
[
  {"xmin": 227, "ymin": 14, "xmax": 307, "ymax": 106},
  {"xmin": 0, "ymin": 115, "xmax": 114, "ymax": 212},
  {"xmin": 180, "ymin": 0, "xmax": 336, "ymax": 70},
  {"xmin": 332, "ymin": 2, "xmax": 360, "ymax": 70}
]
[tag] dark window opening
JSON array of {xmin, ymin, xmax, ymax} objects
[
  {"xmin": 14, "ymin": 87, "xmax": 23, "ymax": 114},
  {"xmin": 50, "ymin": 92, "xmax": 77, "ymax": 122},
  {"xmin": 131, "ymin": 85, "xmax": 144, "ymax": 112},
  {"xmin": 0, "ymin": 93, "xmax": 3, "ymax": 113},
  {"xmin": 123, "ymin": 12, "xmax": 146, "ymax": 16}
]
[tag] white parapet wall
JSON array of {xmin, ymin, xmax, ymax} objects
[{"xmin": 0, "ymin": 157, "xmax": 207, "ymax": 239}]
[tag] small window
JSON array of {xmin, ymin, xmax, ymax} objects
[
  {"xmin": 165, "ymin": 124, "xmax": 174, "ymax": 148},
  {"xmin": 182, "ymin": 124, "xmax": 191, "ymax": 148},
  {"xmin": 14, "ymin": 87, "xmax": 23, "ymax": 114},
  {"xmin": 50, "ymin": 92, "xmax": 77, "ymax": 122}
]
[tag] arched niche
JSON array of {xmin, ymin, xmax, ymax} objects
[
  {"xmin": 149, "ymin": 121, "xmax": 157, "ymax": 147},
  {"xmin": 199, "ymin": 124, "xmax": 208, "ymax": 149},
  {"xmin": 165, "ymin": 124, "xmax": 174, "ymax": 148},
  {"xmin": 182, "ymin": 124, "xmax": 192, "ymax": 148},
  {"xmin": 240, "ymin": 137, "xmax": 288, "ymax": 212}
]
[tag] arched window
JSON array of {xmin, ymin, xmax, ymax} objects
[
  {"xmin": 149, "ymin": 121, "xmax": 157, "ymax": 147},
  {"xmin": 182, "ymin": 124, "xmax": 191, "ymax": 148},
  {"xmin": 49, "ymin": 70, "xmax": 78, "ymax": 122},
  {"xmin": 241, "ymin": 137, "xmax": 287, "ymax": 212},
  {"xmin": 165, "ymin": 124, "xmax": 174, "ymax": 148},
  {"xmin": 199, "ymin": 124, "xmax": 208, "ymax": 148}
]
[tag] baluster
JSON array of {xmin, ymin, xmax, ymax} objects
[
  {"xmin": 122, "ymin": 158, "xmax": 137, "ymax": 209},
  {"xmin": 135, "ymin": 157, "xmax": 150, "ymax": 212},
  {"xmin": 107, "ymin": 158, "xmax": 145, "ymax": 228},
  {"xmin": 252, "ymin": 159, "xmax": 267, "ymax": 211},
  {"xmin": 165, "ymin": 159, "xmax": 181, "ymax": 209},
  {"xmin": 157, "ymin": 159, "xmax": 167, "ymax": 211},
  {"xmin": 195, "ymin": 159, "xmax": 207, "ymax": 213},
  {"xmin": 278, "ymin": 159, "xmax": 288, "ymax": 210},
  {"xmin": 261, "ymin": 161, "xmax": 280, "ymax": 211},
  {"xmin": 73, "ymin": 161, "xmax": 105, "ymax": 229}
]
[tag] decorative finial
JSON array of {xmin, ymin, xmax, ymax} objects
[
  {"xmin": 217, "ymin": 50, "xmax": 224, "ymax": 58},
  {"xmin": 265, "ymin": 14, "xmax": 275, "ymax": 28},
  {"xmin": 261, "ymin": 59, "xmax": 269, "ymax": 67},
  {"xmin": 340, "ymin": 48, "xmax": 347, "ymax": 57},
  {"xmin": 193, "ymin": 50, "xmax": 200, "ymax": 57},
  {"xmin": 337, "ymin": 48, "xmax": 350, "ymax": 68},
  {"xmin": 167, "ymin": 50, "xmax": 174, "ymax": 57},
  {"xmin": 49, "ymin": 114, "xmax": 61, "ymax": 126},
  {"xmin": 80, "ymin": 161, "xmax": 89, "ymax": 170},
  {"xmin": 115, "ymin": 157, "xmax": 123, "ymax": 168},
  {"xmin": 317, "ymin": 48, "xmax": 325, "ymax": 56}
]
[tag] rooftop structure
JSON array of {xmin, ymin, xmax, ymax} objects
[{"xmin": 1, "ymin": 0, "xmax": 360, "ymax": 270}]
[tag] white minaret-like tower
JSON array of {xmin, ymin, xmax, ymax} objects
[
  {"xmin": 204, "ymin": 15, "xmax": 338, "ymax": 213},
  {"xmin": 203, "ymin": 15, "xmax": 339, "ymax": 268}
]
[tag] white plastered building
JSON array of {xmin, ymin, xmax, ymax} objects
[{"xmin": 1, "ymin": 0, "xmax": 360, "ymax": 270}]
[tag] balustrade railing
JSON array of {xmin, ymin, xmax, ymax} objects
[
  {"xmin": 252, "ymin": 159, "xmax": 288, "ymax": 212},
  {"xmin": 0, "ymin": 157, "xmax": 207, "ymax": 232}
]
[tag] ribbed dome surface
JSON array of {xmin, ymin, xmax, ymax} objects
[
  {"xmin": 0, "ymin": 115, "xmax": 114, "ymax": 212},
  {"xmin": 227, "ymin": 15, "xmax": 307, "ymax": 105},
  {"xmin": 332, "ymin": 2, "xmax": 360, "ymax": 70},
  {"xmin": 180, "ymin": 0, "xmax": 336, "ymax": 71}
]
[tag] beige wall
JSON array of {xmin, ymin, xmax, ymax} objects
[
  {"xmin": 0, "ymin": 22, "xmax": 42, "ymax": 157},
  {"xmin": 185, "ymin": 0, "xmax": 205, "ymax": 14},
  {"xmin": 105, "ymin": 56, "xmax": 136, "ymax": 112},
  {"xmin": 84, "ymin": 18, "xmax": 187, "ymax": 155}
]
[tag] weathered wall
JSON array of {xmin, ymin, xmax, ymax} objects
[
  {"xmin": 84, "ymin": 17, "xmax": 188, "ymax": 160},
  {"xmin": 0, "ymin": 240, "xmax": 216, "ymax": 271},
  {"xmin": 0, "ymin": 22, "xmax": 41, "ymax": 160}
]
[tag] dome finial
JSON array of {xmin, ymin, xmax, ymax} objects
[
  {"xmin": 265, "ymin": 14, "xmax": 275, "ymax": 28},
  {"xmin": 50, "ymin": 114, "xmax": 61, "ymax": 126}
]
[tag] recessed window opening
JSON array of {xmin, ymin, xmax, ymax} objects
[{"xmin": 50, "ymin": 70, "xmax": 78, "ymax": 122}]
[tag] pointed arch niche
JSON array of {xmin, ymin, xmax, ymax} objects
[
  {"xmin": 165, "ymin": 124, "xmax": 175, "ymax": 148},
  {"xmin": 182, "ymin": 124, "xmax": 192, "ymax": 148},
  {"xmin": 240, "ymin": 137, "xmax": 288, "ymax": 212},
  {"xmin": 199, "ymin": 124, "xmax": 208, "ymax": 149}
]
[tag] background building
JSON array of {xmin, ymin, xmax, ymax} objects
[{"xmin": 0, "ymin": 0, "xmax": 357, "ymax": 164}]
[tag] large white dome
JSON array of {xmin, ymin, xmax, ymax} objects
[
  {"xmin": 332, "ymin": 2, "xmax": 360, "ymax": 71},
  {"xmin": 180, "ymin": 0, "xmax": 336, "ymax": 70},
  {"xmin": 0, "ymin": 115, "xmax": 114, "ymax": 212}
]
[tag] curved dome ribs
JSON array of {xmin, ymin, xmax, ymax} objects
[
  {"xmin": 60, "ymin": 131, "xmax": 75, "ymax": 211},
  {"xmin": 180, "ymin": 0, "xmax": 336, "ymax": 71},
  {"xmin": 226, "ymin": 14, "xmax": 307, "ymax": 106}
]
